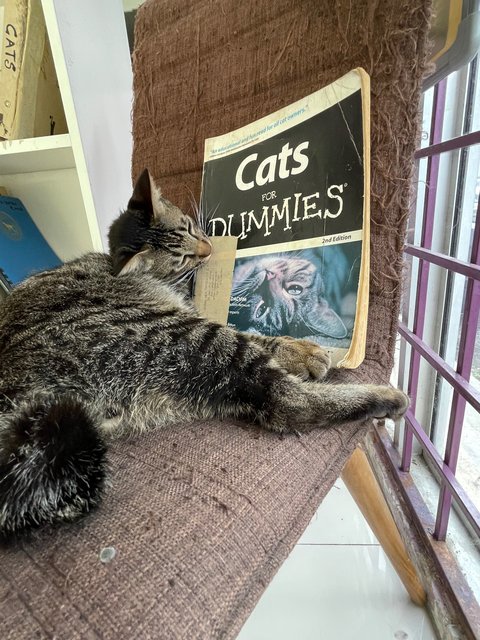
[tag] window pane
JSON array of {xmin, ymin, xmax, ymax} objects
[
  {"xmin": 442, "ymin": 66, "xmax": 469, "ymax": 140},
  {"xmin": 456, "ymin": 393, "xmax": 480, "ymax": 515},
  {"xmin": 410, "ymin": 451, "xmax": 480, "ymax": 599},
  {"xmin": 419, "ymin": 88, "xmax": 434, "ymax": 148},
  {"xmin": 455, "ymin": 307, "xmax": 480, "ymax": 513},
  {"xmin": 435, "ymin": 269, "xmax": 467, "ymax": 371},
  {"xmin": 468, "ymin": 56, "xmax": 480, "ymax": 135}
]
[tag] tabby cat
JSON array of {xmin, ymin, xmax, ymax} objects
[{"xmin": 0, "ymin": 169, "xmax": 408, "ymax": 539}]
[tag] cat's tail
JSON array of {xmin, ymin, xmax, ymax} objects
[{"xmin": 0, "ymin": 393, "xmax": 107, "ymax": 541}]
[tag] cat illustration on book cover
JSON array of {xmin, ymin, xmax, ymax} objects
[{"xmin": 228, "ymin": 243, "xmax": 361, "ymax": 348}]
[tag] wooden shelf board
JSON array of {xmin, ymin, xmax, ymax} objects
[{"xmin": 0, "ymin": 134, "xmax": 75, "ymax": 175}]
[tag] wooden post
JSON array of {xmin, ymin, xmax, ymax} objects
[{"xmin": 342, "ymin": 446, "xmax": 427, "ymax": 607}]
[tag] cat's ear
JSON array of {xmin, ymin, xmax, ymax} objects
[
  {"xmin": 311, "ymin": 300, "xmax": 348, "ymax": 339},
  {"xmin": 129, "ymin": 168, "xmax": 167, "ymax": 223},
  {"xmin": 113, "ymin": 246, "xmax": 155, "ymax": 277}
]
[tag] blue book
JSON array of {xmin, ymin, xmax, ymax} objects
[{"xmin": 0, "ymin": 196, "xmax": 62, "ymax": 290}]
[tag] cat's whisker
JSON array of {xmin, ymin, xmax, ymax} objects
[
  {"xmin": 203, "ymin": 202, "xmax": 221, "ymax": 235},
  {"xmin": 231, "ymin": 280, "xmax": 259, "ymax": 295},
  {"xmin": 185, "ymin": 186, "xmax": 201, "ymax": 226},
  {"xmin": 173, "ymin": 267, "xmax": 197, "ymax": 286},
  {"xmin": 200, "ymin": 199, "xmax": 220, "ymax": 233},
  {"xmin": 198, "ymin": 205, "xmax": 206, "ymax": 232},
  {"xmin": 187, "ymin": 191, "xmax": 211, "ymax": 237},
  {"xmin": 233, "ymin": 276, "xmax": 257, "ymax": 288}
]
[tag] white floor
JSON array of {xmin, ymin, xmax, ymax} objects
[{"xmin": 237, "ymin": 479, "xmax": 438, "ymax": 640}]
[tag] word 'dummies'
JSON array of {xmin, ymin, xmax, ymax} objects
[{"xmin": 210, "ymin": 186, "xmax": 346, "ymax": 240}]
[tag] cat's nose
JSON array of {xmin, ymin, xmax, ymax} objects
[{"xmin": 197, "ymin": 239, "xmax": 212, "ymax": 259}]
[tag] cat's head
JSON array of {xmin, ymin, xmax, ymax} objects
[
  {"xmin": 231, "ymin": 256, "xmax": 347, "ymax": 339},
  {"xmin": 108, "ymin": 169, "xmax": 211, "ymax": 281}
]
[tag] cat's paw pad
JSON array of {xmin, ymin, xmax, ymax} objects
[
  {"xmin": 274, "ymin": 337, "xmax": 331, "ymax": 381},
  {"xmin": 368, "ymin": 387, "xmax": 409, "ymax": 420}
]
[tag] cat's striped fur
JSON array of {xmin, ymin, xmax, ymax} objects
[{"xmin": 0, "ymin": 170, "xmax": 408, "ymax": 539}]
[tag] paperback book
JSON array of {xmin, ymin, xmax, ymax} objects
[{"xmin": 195, "ymin": 68, "xmax": 370, "ymax": 368}]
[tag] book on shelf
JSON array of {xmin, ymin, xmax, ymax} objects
[
  {"xmin": 194, "ymin": 68, "xmax": 370, "ymax": 369},
  {"xmin": 0, "ymin": 194, "xmax": 62, "ymax": 292},
  {"xmin": 0, "ymin": 0, "xmax": 68, "ymax": 141},
  {"xmin": 0, "ymin": 270, "xmax": 12, "ymax": 295}
]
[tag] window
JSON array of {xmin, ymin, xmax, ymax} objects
[{"xmin": 392, "ymin": 54, "xmax": 480, "ymax": 601}]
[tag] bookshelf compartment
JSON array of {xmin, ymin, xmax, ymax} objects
[
  {"xmin": 0, "ymin": 134, "xmax": 74, "ymax": 175},
  {"xmin": 0, "ymin": 0, "xmax": 132, "ymax": 271},
  {"xmin": 0, "ymin": 168, "xmax": 97, "ymax": 260}
]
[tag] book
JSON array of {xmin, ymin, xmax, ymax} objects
[
  {"xmin": 195, "ymin": 68, "xmax": 370, "ymax": 368},
  {"xmin": 0, "ymin": 270, "xmax": 12, "ymax": 295},
  {"xmin": 0, "ymin": 195, "xmax": 62, "ymax": 289},
  {"xmin": 0, "ymin": 186, "xmax": 11, "ymax": 292},
  {"xmin": 0, "ymin": 0, "xmax": 67, "ymax": 140}
]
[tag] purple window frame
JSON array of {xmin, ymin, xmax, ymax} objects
[{"xmin": 393, "ymin": 75, "xmax": 480, "ymax": 543}]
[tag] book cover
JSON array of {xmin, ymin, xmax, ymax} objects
[
  {"xmin": 196, "ymin": 68, "xmax": 370, "ymax": 368},
  {"xmin": 0, "ymin": 195, "xmax": 61, "ymax": 287},
  {"xmin": 0, "ymin": 269, "xmax": 12, "ymax": 295}
]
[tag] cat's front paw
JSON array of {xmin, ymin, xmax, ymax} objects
[
  {"xmin": 273, "ymin": 337, "xmax": 331, "ymax": 381},
  {"xmin": 366, "ymin": 386, "xmax": 410, "ymax": 421}
]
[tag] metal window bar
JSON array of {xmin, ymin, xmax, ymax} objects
[
  {"xmin": 414, "ymin": 130, "xmax": 480, "ymax": 159},
  {"xmin": 396, "ymin": 72, "xmax": 480, "ymax": 542},
  {"xmin": 401, "ymin": 79, "xmax": 448, "ymax": 473},
  {"xmin": 431, "ymin": 56, "xmax": 479, "ymax": 541},
  {"xmin": 435, "ymin": 202, "xmax": 480, "ymax": 539}
]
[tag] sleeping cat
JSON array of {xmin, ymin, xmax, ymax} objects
[
  {"xmin": 0, "ymin": 169, "xmax": 408, "ymax": 539},
  {"xmin": 230, "ymin": 255, "xmax": 349, "ymax": 339}
]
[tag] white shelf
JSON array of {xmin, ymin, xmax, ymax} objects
[
  {"xmin": 0, "ymin": 134, "xmax": 74, "ymax": 175},
  {"xmin": 1, "ymin": 169, "xmax": 96, "ymax": 260},
  {"xmin": 1, "ymin": 0, "xmax": 133, "ymax": 262}
]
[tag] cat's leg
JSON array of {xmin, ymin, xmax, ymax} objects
[
  {"xmin": 242, "ymin": 333, "xmax": 331, "ymax": 381},
  {"xmin": 298, "ymin": 382, "xmax": 409, "ymax": 430},
  {"xmin": 139, "ymin": 321, "xmax": 408, "ymax": 433}
]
